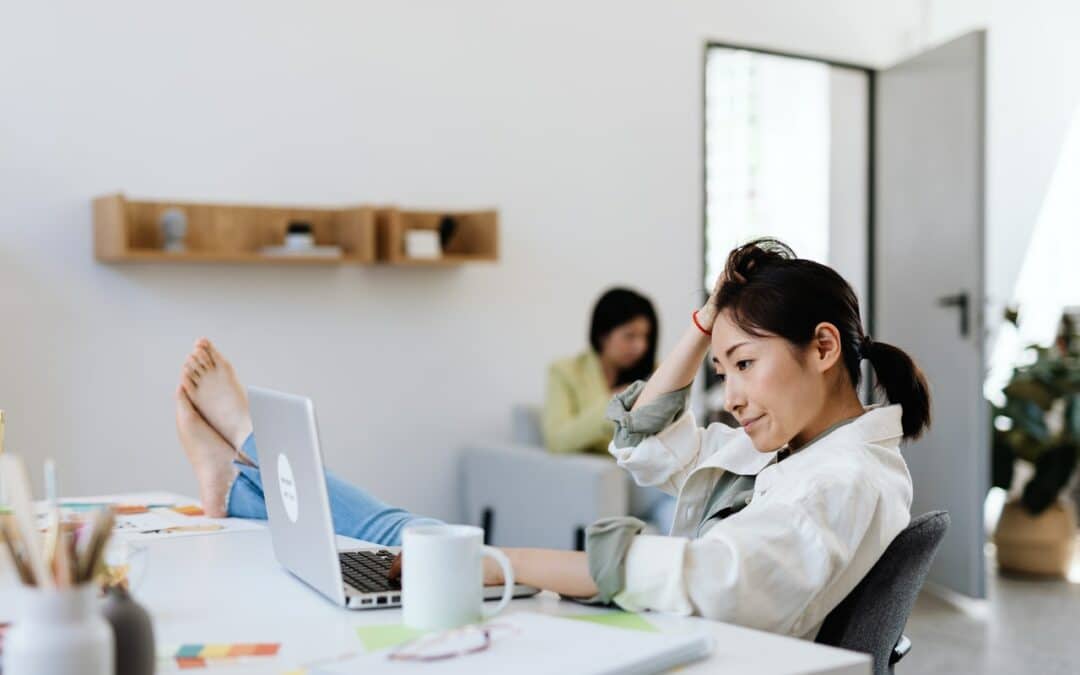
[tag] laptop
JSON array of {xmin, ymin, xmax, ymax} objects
[{"xmin": 248, "ymin": 385, "xmax": 539, "ymax": 610}]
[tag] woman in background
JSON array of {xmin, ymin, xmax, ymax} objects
[
  {"xmin": 541, "ymin": 288, "xmax": 657, "ymax": 455},
  {"xmin": 541, "ymin": 288, "xmax": 674, "ymax": 530}
]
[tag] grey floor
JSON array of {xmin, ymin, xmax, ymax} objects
[{"xmin": 902, "ymin": 540, "xmax": 1080, "ymax": 674}]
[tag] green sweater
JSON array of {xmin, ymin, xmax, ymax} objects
[{"xmin": 541, "ymin": 350, "xmax": 615, "ymax": 455}]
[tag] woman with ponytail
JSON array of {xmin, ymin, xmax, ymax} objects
[
  {"xmin": 177, "ymin": 238, "xmax": 928, "ymax": 641},
  {"xmin": 572, "ymin": 237, "xmax": 931, "ymax": 638}
]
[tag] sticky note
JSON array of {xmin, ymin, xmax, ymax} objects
[
  {"xmin": 200, "ymin": 644, "xmax": 230, "ymax": 658},
  {"xmin": 173, "ymin": 505, "xmax": 206, "ymax": 517},
  {"xmin": 176, "ymin": 657, "xmax": 206, "ymax": 669},
  {"xmin": 355, "ymin": 624, "xmax": 426, "ymax": 652},
  {"xmin": 113, "ymin": 505, "xmax": 150, "ymax": 515},
  {"xmin": 227, "ymin": 643, "xmax": 258, "ymax": 657},
  {"xmin": 254, "ymin": 643, "xmax": 281, "ymax": 656},
  {"xmin": 564, "ymin": 611, "xmax": 659, "ymax": 633},
  {"xmin": 175, "ymin": 644, "xmax": 204, "ymax": 658}
]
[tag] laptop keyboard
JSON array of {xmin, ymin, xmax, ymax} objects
[{"xmin": 339, "ymin": 549, "xmax": 400, "ymax": 593}]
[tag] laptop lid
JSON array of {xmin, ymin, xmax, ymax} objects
[{"xmin": 248, "ymin": 385, "xmax": 347, "ymax": 606}]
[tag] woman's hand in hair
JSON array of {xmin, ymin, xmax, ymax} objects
[
  {"xmin": 631, "ymin": 279, "xmax": 721, "ymax": 411},
  {"xmin": 698, "ymin": 275, "xmax": 725, "ymax": 330}
]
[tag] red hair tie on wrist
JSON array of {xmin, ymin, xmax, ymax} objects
[{"xmin": 692, "ymin": 310, "xmax": 713, "ymax": 337}]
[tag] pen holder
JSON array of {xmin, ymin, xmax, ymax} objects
[{"xmin": 2, "ymin": 584, "xmax": 114, "ymax": 675}]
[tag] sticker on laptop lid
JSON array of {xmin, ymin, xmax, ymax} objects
[{"xmin": 277, "ymin": 453, "xmax": 300, "ymax": 523}]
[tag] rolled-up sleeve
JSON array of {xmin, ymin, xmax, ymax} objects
[
  {"xmin": 606, "ymin": 381, "xmax": 691, "ymax": 448},
  {"xmin": 610, "ymin": 475, "xmax": 881, "ymax": 637},
  {"xmin": 581, "ymin": 516, "xmax": 647, "ymax": 604},
  {"xmin": 605, "ymin": 382, "xmax": 712, "ymax": 495}
]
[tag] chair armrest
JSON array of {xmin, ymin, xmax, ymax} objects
[{"xmin": 458, "ymin": 443, "xmax": 630, "ymax": 550}]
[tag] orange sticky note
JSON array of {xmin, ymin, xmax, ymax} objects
[
  {"xmin": 176, "ymin": 657, "xmax": 206, "ymax": 669},
  {"xmin": 172, "ymin": 505, "xmax": 205, "ymax": 517},
  {"xmin": 113, "ymin": 505, "xmax": 149, "ymax": 515},
  {"xmin": 253, "ymin": 643, "xmax": 280, "ymax": 656},
  {"xmin": 227, "ymin": 643, "xmax": 258, "ymax": 657}
]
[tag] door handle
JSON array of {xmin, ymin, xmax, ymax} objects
[{"xmin": 937, "ymin": 292, "xmax": 970, "ymax": 338}]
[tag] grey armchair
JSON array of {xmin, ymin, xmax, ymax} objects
[{"xmin": 458, "ymin": 405, "xmax": 630, "ymax": 550}]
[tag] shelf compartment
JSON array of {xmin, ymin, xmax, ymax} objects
[
  {"xmin": 93, "ymin": 194, "xmax": 377, "ymax": 264},
  {"xmin": 375, "ymin": 208, "xmax": 498, "ymax": 266}
]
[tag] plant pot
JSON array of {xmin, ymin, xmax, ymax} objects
[{"xmin": 993, "ymin": 497, "xmax": 1077, "ymax": 576}]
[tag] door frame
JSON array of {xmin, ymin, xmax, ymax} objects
[{"xmin": 700, "ymin": 41, "xmax": 878, "ymax": 336}]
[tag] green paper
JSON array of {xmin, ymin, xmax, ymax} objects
[
  {"xmin": 565, "ymin": 611, "xmax": 658, "ymax": 633},
  {"xmin": 355, "ymin": 624, "xmax": 426, "ymax": 652}
]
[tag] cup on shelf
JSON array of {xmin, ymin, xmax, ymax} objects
[{"xmin": 285, "ymin": 221, "xmax": 315, "ymax": 251}]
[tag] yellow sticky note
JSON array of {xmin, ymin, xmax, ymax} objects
[{"xmin": 200, "ymin": 644, "xmax": 231, "ymax": 658}]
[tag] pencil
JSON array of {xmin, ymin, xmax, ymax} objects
[{"xmin": 0, "ymin": 516, "xmax": 35, "ymax": 585}]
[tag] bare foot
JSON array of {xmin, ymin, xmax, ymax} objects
[
  {"xmin": 180, "ymin": 338, "xmax": 253, "ymax": 451},
  {"xmin": 175, "ymin": 385, "xmax": 237, "ymax": 518}
]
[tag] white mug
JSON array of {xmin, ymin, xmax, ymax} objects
[{"xmin": 401, "ymin": 524, "xmax": 514, "ymax": 631}]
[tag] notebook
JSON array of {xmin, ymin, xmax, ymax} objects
[{"xmin": 313, "ymin": 611, "xmax": 713, "ymax": 675}]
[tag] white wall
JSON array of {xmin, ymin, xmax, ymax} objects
[{"xmin": 0, "ymin": 1, "xmax": 919, "ymax": 518}]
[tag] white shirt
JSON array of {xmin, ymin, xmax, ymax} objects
[{"xmin": 607, "ymin": 404, "xmax": 913, "ymax": 640}]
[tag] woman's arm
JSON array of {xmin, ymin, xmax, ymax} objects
[
  {"xmin": 393, "ymin": 547, "xmax": 597, "ymax": 598},
  {"xmin": 486, "ymin": 548, "xmax": 597, "ymax": 598},
  {"xmin": 631, "ymin": 288, "xmax": 719, "ymax": 412}
]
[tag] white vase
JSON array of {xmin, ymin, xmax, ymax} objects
[{"xmin": 2, "ymin": 584, "xmax": 114, "ymax": 675}]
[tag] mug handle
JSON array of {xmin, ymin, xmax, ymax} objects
[{"xmin": 480, "ymin": 546, "xmax": 515, "ymax": 619}]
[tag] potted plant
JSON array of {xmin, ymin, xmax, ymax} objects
[{"xmin": 991, "ymin": 310, "xmax": 1080, "ymax": 576}]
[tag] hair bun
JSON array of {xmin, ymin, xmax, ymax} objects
[{"xmin": 721, "ymin": 238, "xmax": 796, "ymax": 288}]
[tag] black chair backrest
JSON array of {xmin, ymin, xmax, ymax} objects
[{"xmin": 815, "ymin": 511, "xmax": 950, "ymax": 675}]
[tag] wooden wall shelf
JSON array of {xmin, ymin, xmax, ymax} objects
[
  {"xmin": 93, "ymin": 194, "xmax": 499, "ymax": 267},
  {"xmin": 375, "ymin": 208, "xmax": 499, "ymax": 266}
]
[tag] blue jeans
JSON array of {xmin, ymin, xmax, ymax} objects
[{"xmin": 226, "ymin": 434, "xmax": 442, "ymax": 546}]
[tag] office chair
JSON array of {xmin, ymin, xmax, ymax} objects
[{"xmin": 816, "ymin": 511, "xmax": 950, "ymax": 674}]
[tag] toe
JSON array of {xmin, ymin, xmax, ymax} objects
[
  {"xmin": 179, "ymin": 363, "xmax": 196, "ymax": 386},
  {"xmin": 182, "ymin": 364, "xmax": 201, "ymax": 387},
  {"xmin": 190, "ymin": 350, "xmax": 211, "ymax": 373},
  {"xmin": 196, "ymin": 344, "xmax": 216, "ymax": 370},
  {"xmin": 205, "ymin": 341, "xmax": 227, "ymax": 369}
]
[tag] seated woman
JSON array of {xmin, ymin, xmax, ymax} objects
[
  {"xmin": 176, "ymin": 238, "xmax": 926, "ymax": 639},
  {"xmin": 542, "ymin": 287, "xmax": 657, "ymax": 455},
  {"xmin": 542, "ymin": 288, "xmax": 673, "ymax": 528}
]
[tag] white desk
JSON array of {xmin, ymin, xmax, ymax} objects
[{"xmin": 0, "ymin": 496, "xmax": 870, "ymax": 674}]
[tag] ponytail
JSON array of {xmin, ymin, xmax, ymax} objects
[{"xmin": 862, "ymin": 338, "xmax": 932, "ymax": 441}]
